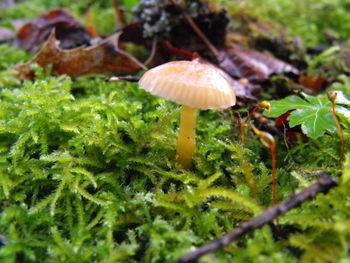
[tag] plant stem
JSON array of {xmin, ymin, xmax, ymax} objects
[
  {"xmin": 328, "ymin": 92, "xmax": 345, "ymax": 167},
  {"xmin": 250, "ymin": 123, "xmax": 277, "ymax": 205},
  {"xmin": 271, "ymin": 143, "xmax": 277, "ymax": 206},
  {"xmin": 176, "ymin": 105, "xmax": 197, "ymax": 169},
  {"xmin": 241, "ymin": 105, "xmax": 259, "ymax": 146},
  {"xmin": 241, "ymin": 102, "xmax": 270, "ymax": 146}
]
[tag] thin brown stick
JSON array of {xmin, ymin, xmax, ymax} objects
[
  {"xmin": 173, "ymin": 174, "xmax": 337, "ymax": 263},
  {"xmin": 328, "ymin": 91, "xmax": 345, "ymax": 166},
  {"xmin": 241, "ymin": 105, "xmax": 259, "ymax": 146},
  {"xmin": 169, "ymin": 0, "xmax": 219, "ymax": 57},
  {"xmin": 271, "ymin": 143, "xmax": 277, "ymax": 206},
  {"xmin": 143, "ymin": 37, "xmax": 158, "ymax": 67},
  {"xmin": 108, "ymin": 76, "xmax": 140, "ymax": 82}
]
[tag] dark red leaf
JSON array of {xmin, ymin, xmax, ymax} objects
[
  {"xmin": 275, "ymin": 111, "xmax": 291, "ymax": 127},
  {"xmin": 299, "ymin": 75, "xmax": 326, "ymax": 92},
  {"xmin": 161, "ymin": 41, "xmax": 195, "ymax": 60},
  {"xmin": 274, "ymin": 111, "xmax": 308, "ymax": 142},
  {"xmin": 16, "ymin": 8, "xmax": 91, "ymax": 52},
  {"xmin": 119, "ymin": 22, "xmax": 145, "ymax": 45}
]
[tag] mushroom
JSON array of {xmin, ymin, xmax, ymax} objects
[{"xmin": 139, "ymin": 59, "xmax": 236, "ymax": 169}]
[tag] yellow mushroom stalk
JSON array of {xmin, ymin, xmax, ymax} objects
[
  {"xmin": 139, "ymin": 59, "xmax": 236, "ymax": 169},
  {"xmin": 176, "ymin": 105, "xmax": 197, "ymax": 169}
]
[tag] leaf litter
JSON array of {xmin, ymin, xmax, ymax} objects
[
  {"xmin": 12, "ymin": 0, "xmax": 302, "ymax": 103},
  {"xmin": 14, "ymin": 30, "xmax": 145, "ymax": 79},
  {"xmin": 15, "ymin": 8, "xmax": 92, "ymax": 52}
]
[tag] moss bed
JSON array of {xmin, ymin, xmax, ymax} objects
[{"xmin": 0, "ymin": 1, "xmax": 350, "ymax": 262}]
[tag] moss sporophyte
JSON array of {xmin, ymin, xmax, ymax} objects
[
  {"xmin": 139, "ymin": 59, "xmax": 236, "ymax": 169},
  {"xmin": 250, "ymin": 123, "xmax": 277, "ymax": 206}
]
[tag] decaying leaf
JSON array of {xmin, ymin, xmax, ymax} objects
[
  {"xmin": 247, "ymin": 50, "xmax": 299, "ymax": 75},
  {"xmin": 14, "ymin": 30, "xmax": 145, "ymax": 79},
  {"xmin": 0, "ymin": 27, "xmax": 15, "ymax": 43},
  {"xmin": 218, "ymin": 47, "xmax": 299, "ymax": 82},
  {"xmin": 16, "ymin": 8, "xmax": 91, "ymax": 52},
  {"xmin": 299, "ymin": 75, "xmax": 326, "ymax": 92},
  {"xmin": 232, "ymin": 78, "xmax": 261, "ymax": 101}
]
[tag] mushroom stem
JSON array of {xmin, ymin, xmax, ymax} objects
[{"xmin": 176, "ymin": 105, "xmax": 197, "ymax": 169}]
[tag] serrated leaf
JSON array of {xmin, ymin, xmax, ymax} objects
[
  {"xmin": 335, "ymin": 90, "xmax": 350, "ymax": 105},
  {"xmin": 266, "ymin": 95, "xmax": 311, "ymax": 117},
  {"xmin": 288, "ymin": 106, "xmax": 335, "ymax": 139},
  {"xmin": 336, "ymin": 106, "xmax": 350, "ymax": 121},
  {"xmin": 266, "ymin": 92, "xmax": 339, "ymax": 139}
]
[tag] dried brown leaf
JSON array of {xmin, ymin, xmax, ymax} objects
[
  {"xmin": 14, "ymin": 30, "xmax": 145, "ymax": 79},
  {"xmin": 247, "ymin": 50, "xmax": 299, "ymax": 75},
  {"xmin": 218, "ymin": 47, "xmax": 299, "ymax": 82},
  {"xmin": 16, "ymin": 8, "xmax": 91, "ymax": 52},
  {"xmin": 0, "ymin": 27, "xmax": 15, "ymax": 42},
  {"xmin": 299, "ymin": 75, "xmax": 326, "ymax": 92}
]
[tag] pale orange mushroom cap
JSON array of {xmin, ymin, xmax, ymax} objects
[{"xmin": 139, "ymin": 60, "xmax": 236, "ymax": 109}]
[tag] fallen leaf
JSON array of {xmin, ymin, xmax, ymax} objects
[
  {"xmin": 218, "ymin": 47, "xmax": 299, "ymax": 82},
  {"xmin": 14, "ymin": 30, "xmax": 145, "ymax": 79},
  {"xmin": 218, "ymin": 48, "xmax": 267, "ymax": 82},
  {"xmin": 299, "ymin": 75, "xmax": 326, "ymax": 92},
  {"xmin": 16, "ymin": 8, "xmax": 91, "ymax": 52},
  {"xmin": 119, "ymin": 22, "xmax": 145, "ymax": 45},
  {"xmin": 274, "ymin": 111, "xmax": 292, "ymax": 127},
  {"xmin": 247, "ymin": 50, "xmax": 299, "ymax": 76},
  {"xmin": 0, "ymin": 27, "xmax": 15, "ymax": 42}
]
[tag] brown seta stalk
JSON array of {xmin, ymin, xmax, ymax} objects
[{"xmin": 327, "ymin": 91, "xmax": 345, "ymax": 167}]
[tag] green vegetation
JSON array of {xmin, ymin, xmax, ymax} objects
[
  {"xmin": 0, "ymin": 1, "xmax": 350, "ymax": 262},
  {"xmin": 221, "ymin": 0, "xmax": 350, "ymax": 46},
  {"xmin": 267, "ymin": 91, "xmax": 350, "ymax": 139}
]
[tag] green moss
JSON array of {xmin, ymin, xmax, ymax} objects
[
  {"xmin": 0, "ymin": 1, "xmax": 350, "ymax": 262},
  {"xmin": 214, "ymin": 0, "xmax": 350, "ymax": 46},
  {"xmin": 0, "ymin": 71, "xmax": 348, "ymax": 262}
]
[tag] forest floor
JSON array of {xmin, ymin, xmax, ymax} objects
[{"xmin": 0, "ymin": 1, "xmax": 350, "ymax": 262}]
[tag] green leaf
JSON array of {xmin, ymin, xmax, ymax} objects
[
  {"xmin": 266, "ymin": 93, "xmax": 337, "ymax": 139},
  {"xmin": 335, "ymin": 90, "xmax": 350, "ymax": 106},
  {"xmin": 266, "ymin": 95, "xmax": 311, "ymax": 118}
]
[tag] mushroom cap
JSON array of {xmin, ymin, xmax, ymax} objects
[{"xmin": 139, "ymin": 60, "xmax": 236, "ymax": 110}]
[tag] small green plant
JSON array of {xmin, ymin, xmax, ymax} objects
[{"xmin": 266, "ymin": 91, "xmax": 350, "ymax": 139}]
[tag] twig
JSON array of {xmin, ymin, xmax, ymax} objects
[
  {"xmin": 108, "ymin": 76, "xmax": 140, "ymax": 82},
  {"xmin": 169, "ymin": 0, "xmax": 219, "ymax": 57},
  {"xmin": 173, "ymin": 174, "xmax": 337, "ymax": 263},
  {"xmin": 143, "ymin": 37, "xmax": 158, "ymax": 67}
]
